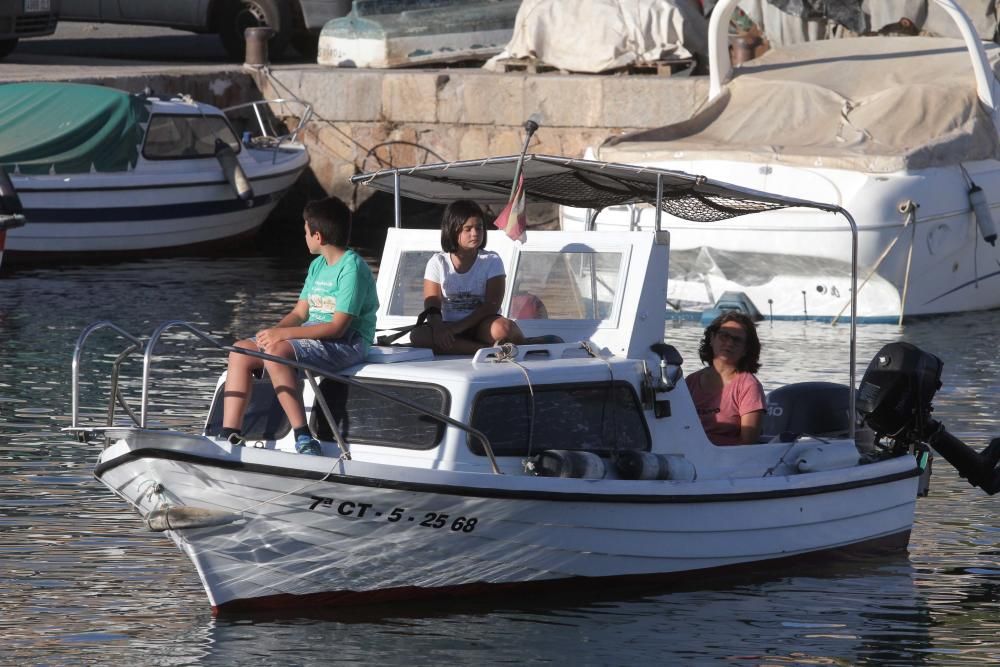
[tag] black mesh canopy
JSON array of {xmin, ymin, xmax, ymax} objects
[{"xmin": 352, "ymin": 154, "xmax": 835, "ymax": 223}]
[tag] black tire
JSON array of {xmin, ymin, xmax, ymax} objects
[
  {"xmin": 0, "ymin": 39, "xmax": 18, "ymax": 60},
  {"xmin": 218, "ymin": 0, "xmax": 293, "ymax": 62},
  {"xmin": 291, "ymin": 31, "xmax": 318, "ymax": 58}
]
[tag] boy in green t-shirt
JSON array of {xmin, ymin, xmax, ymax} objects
[{"xmin": 220, "ymin": 197, "xmax": 379, "ymax": 455}]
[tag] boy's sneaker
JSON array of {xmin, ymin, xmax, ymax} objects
[{"xmin": 295, "ymin": 434, "xmax": 322, "ymax": 456}]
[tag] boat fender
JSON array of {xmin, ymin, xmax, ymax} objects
[
  {"xmin": 795, "ymin": 445, "xmax": 861, "ymax": 473},
  {"xmin": 528, "ymin": 450, "xmax": 606, "ymax": 479},
  {"xmin": 969, "ymin": 184, "xmax": 997, "ymax": 246},
  {"xmin": 614, "ymin": 451, "xmax": 696, "ymax": 481},
  {"xmin": 215, "ymin": 139, "xmax": 254, "ymax": 202},
  {"xmin": 146, "ymin": 506, "xmax": 244, "ymax": 532},
  {"xmin": 0, "ymin": 168, "xmax": 23, "ymax": 216}
]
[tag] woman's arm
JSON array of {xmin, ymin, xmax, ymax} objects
[
  {"xmin": 738, "ymin": 410, "xmax": 764, "ymax": 444},
  {"xmin": 737, "ymin": 373, "xmax": 767, "ymax": 444}
]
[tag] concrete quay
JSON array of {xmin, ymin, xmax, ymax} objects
[
  {"xmin": 3, "ymin": 55, "xmax": 709, "ymax": 211},
  {"xmin": 253, "ymin": 65, "xmax": 709, "ymax": 206}
]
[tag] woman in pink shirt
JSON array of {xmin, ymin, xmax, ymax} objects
[{"xmin": 684, "ymin": 312, "xmax": 766, "ymax": 446}]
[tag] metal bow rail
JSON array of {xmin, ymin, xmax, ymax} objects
[{"xmin": 69, "ymin": 320, "xmax": 502, "ymax": 474}]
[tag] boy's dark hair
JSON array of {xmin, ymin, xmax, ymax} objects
[
  {"xmin": 440, "ymin": 199, "xmax": 486, "ymax": 253},
  {"xmin": 697, "ymin": 311, "xmax": 762, "ymax": 374},
  {"xmin": 303, "ymin": 197, "xmax": 352, "ymax": 247}
]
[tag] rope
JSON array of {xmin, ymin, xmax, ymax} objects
[
  {"xmin": 763, "ymin": 442, "xmax": 797, "ymax": 477},
  {"xmin": 831, "ymin": 203, "xmax": 915, "ymax": 326},
  {"xmin": 493, "ymin": 343, "xmax": 538, "ymax": 464},
  {"xmin": 238, "ymin": 451, "xmax": 350, "ymax": 517},
  {"xmin": 580, "ymin": 341, "xmax": 619, "ymax": 452}
]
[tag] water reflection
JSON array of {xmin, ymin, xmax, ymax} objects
[{"xmin": 1, "ymin": 256, "xmax": 999, "ymax": 664}]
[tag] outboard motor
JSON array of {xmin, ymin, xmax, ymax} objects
[
  {"xmin": 857, "ymin": 342, "xmax": 1000, "ymax": 495},
  {"xmin": 0, "ymin": 168, "xmax": 27, "ymax": 268},
  {"xmin": 763, "ymin": 382, "xmax": 852, "ymax": 440}
]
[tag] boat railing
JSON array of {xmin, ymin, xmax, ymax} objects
[
  {"xmin": 69, "ymin": 320, "xmax": 502, "ymax": 474},
  {"xmin": 222, "ymin": 98, "xmax": 314, "ymax": 162}
]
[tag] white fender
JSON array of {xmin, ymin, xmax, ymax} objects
[{"xmin": 214, "ymin": 139, "xmax": 254, "ymax": 202}]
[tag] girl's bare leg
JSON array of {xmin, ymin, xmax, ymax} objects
[{"xmin": 480, "ymin": 316, "xmax": 525, "ymax": 345}]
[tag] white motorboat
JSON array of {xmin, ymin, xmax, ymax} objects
[
  {"xmin": 318, "ymin": 0, "xmax": 519, "ymax": 69},
  {"xmin": 70, "ymin": 153, "xmax": 1000, "ymax": 615},
  {"xmin": 0, "ymin": 82, "xmax": 310, "ymax": 258},
  {"xmin": 567, "ymin": 0, "xmax": 1000, "ymax": 323}
]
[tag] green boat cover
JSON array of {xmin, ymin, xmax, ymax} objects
[{"xmin": 0, "ymin": 82, "xmax": 149, "ymax": 175}]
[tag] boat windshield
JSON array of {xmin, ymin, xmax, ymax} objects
[
  {"xmin": 385, "ymin": 248, "xmax": 625, "ymax": 322},
  {"xmin": 510, "ymin": 250, "xmax": 622, "ymax": 320},
  {"xmin": 142, "ymin": 113, "xmax": 241, "ymax": 160}
]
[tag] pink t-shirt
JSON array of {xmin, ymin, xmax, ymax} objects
[{"xmin": 685, "ymin": 368, "xmax": 766, "ymax": 446}]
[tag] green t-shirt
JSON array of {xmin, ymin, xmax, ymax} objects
[{"xmin": 298, "ymin": 249, "xmax": 379, "ymax": 347}]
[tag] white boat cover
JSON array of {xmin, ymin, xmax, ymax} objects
[
  {"xmin": 482, "ymin": 0, "xmax": 708, "ymax": 72},
  {"xmin": 600, "ymin": 36, "xmax": 1000, "ymax": 172},
  {"xmin": 737, "ymin": 0, "xmax": 999, "ymax": 46}
]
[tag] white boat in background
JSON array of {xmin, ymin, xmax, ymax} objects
[
  {"xmin": 69, "ymin": 153, "xmax": 1000, "ymax": 615},
  {"xmin": 566, "ymin": 0, "xmax": 1000, "ymax": 323},
  {"xmin": 318, "ymin": 0, "xmax": 519, "ymax": 68},
  {"xmin": 0, "ymin": 82, "xmax": 310, "ymax": 258}
]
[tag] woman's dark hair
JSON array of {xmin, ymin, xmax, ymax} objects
[
  {"xmin": 697, "ymin": 311, "xmax": 762, "ymax": 374},
  {"xmin": 441, "ymin": 199, "xmax": 486, "ymax": 253},
  {"xmin": 303, "ymin": 197, "xmax": 351, "ymax": 247}
]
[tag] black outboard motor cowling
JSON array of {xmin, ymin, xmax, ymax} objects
[
  {"xmin": 857, "ymin": 341, "xmax": 1000, "ymax": 495},
  {"xmin": 763, "ymin": 382, "xmax": 852, "ymax": 439},
  {"xmin": 856, "ymin": 342, "xmax": 942, "ymax": 439}
]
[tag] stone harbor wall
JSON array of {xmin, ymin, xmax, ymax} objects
[{"xmin": 253, "ymin": 67, "xmax": 709, "ymax": 209}]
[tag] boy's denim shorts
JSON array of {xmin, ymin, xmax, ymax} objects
[
  {"xmin": 262, "ymin": 323, "xmax": 366, "ymax": 373},
  {"xmin": 290, "ymin": 328, "xmax": 366, "ymax": 372}
]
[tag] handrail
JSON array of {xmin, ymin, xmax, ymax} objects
[
  {"xmin": 833, "ymin": 206, "xmax": 858, "ymax": 441},
  {"xmin": 708, "ymin": 0, "xmax": 997, "ymax": 117},
  {"xmin": 71, "ymin": 321, "xmax": 146, "ymax": 429},
  {"xmin": 129, "ymin": 320, "xmax": 502, "ymax": 474},
  {"xmin": 222, "ymin": 98, "xmax": 314, "ymax": 145}
]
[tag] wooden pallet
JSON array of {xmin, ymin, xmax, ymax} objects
[
  {"xmin": 498, "ymin": 58, "xmax": 562, "ymax": 74},
  {"xmin": 499, "ymin": 57, "xmax": 695, "ymax": 76},
  {"xmin": 627, "ymin": 58, "xmax": 696, "ymax": 76}
]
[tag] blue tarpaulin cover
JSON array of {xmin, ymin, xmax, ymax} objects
[{"xmin": 0, "ymin": 82, "xmax": 149, "ymax": 175}]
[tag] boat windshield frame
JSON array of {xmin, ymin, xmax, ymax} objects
[{"xmin": 352, "ymin": 153, "xmax": 861, "ymax": 440}]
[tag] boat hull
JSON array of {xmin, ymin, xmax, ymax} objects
[
  {"xmin": 5, "ymin": 159, "xmax": 307, "ymax": 255},
  {"xmin": 95, "ymin": 434, "xmax": 920, "ymax": 614}
]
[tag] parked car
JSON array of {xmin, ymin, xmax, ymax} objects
[
  {"xmin": 59, "ymin": 0, "xmax": 352, "ymax": 59},
  {"xmin": 0, "ymin": 0, "xmax": 61, "ymax": 59}
]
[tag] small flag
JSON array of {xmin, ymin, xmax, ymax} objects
[{"xmin": 494, "ymin": 173, "xmax": 527, "ymax": 243}]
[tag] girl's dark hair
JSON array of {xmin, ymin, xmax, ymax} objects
[
  {"xmin": 441, "ymin": 200, "xmax": 486, "ymax": 253},
  {"xmin": 303, "ymin": 197, "xmax": 351, "ymax": 247},
  {"xmin": 697, "ymin": 311, "xmax": 762, "ymax": 374}
]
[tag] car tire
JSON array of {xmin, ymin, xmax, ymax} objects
[
  {"xmin": 0, "ymin": 39, "xmax": 18, "ymax": 60},
  {"xmin": 218, "ymin": 0, "xmax": 293, "ymax": 61},
  {"xmin": 291, "ymin": 31, "xmax": 318, "ymax": 58}
]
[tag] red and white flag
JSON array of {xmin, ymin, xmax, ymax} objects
[{"xmin": 493, "ymin": 173, "xmax": 527, "ymax": 243}]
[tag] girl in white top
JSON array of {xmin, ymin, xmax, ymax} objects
[{"xmin": 411, "ymin": 200, "xmax": 525, "ymax": 354}]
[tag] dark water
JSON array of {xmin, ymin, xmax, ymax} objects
[{"xmin": 1, "ymin": 255, "xmax": 999, "ymax": 666}]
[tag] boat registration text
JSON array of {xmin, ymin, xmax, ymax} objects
[{"xmin": 308, "ymin": 496, "xmax": 479, "ymax": 533}]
